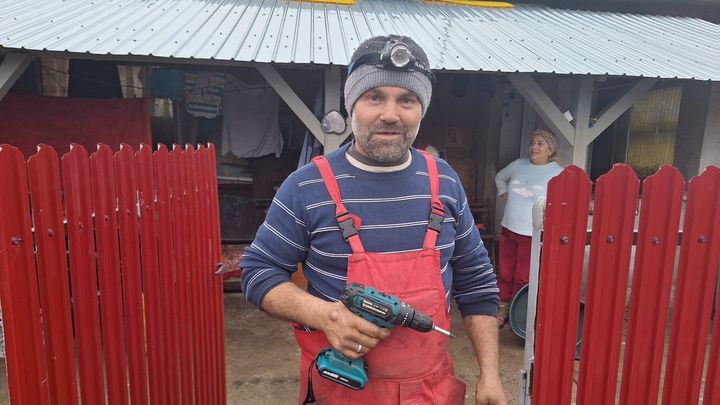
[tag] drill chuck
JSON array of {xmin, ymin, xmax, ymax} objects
[{"xmin": 396, "ymin": 302, "xmax": 434, "ymax": 332}]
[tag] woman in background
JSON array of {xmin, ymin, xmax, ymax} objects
[{"xmin": 494, "ymin": 129, "xmax": 563, "ymax": 327}]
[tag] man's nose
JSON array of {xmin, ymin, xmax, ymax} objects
[{"xmin": 379, "ymin": 101, "xmax": 401, "ymax": 122}]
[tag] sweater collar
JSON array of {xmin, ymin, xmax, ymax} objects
[{"xmin": 345, "ymin": 143, "xmax": 413, "ymax": 173}]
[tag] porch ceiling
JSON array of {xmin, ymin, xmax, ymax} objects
[{"xmin": 0, "ymin": 0, "xmax": 718, "ymax": 80}]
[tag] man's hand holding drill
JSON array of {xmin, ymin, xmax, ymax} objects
[{"xmin": 320, "ymin": 301, "xmax": 391, "ymax": 360}]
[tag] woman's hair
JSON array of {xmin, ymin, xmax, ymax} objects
[{"xmin": 531, "ymin": 129, "xmax": 561, "ymax": 163}]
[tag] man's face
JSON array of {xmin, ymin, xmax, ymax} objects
[{"xmin": 351, "ymin": 86, "xmax": 423, "ymax": 163}]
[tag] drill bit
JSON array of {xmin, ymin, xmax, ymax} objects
[{"xmin": 433, "ymin": 325, "xmax": 455, "ymax": 338}]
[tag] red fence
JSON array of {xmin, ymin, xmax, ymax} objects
[
  {"xmin": 0, "ymin": 143, "xmax": 226, "ymax": 405},
  {"xmin": 531, "ymin": 163, "xmax": 720, "ymax": 405}
]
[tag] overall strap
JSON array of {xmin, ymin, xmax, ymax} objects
[
  {"xmin": 419, "ymin": 151, "xmax": 445, "ymax": 249},
  {"xmin": 312, "ymin": 156, "xmax": 365, "ymax": 253}
]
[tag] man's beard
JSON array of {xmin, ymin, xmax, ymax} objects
[{"xmin": 353, "ymin": 120, "xmax": 417, "ymax": 163}]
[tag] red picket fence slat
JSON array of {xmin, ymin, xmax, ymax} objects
[
  {"xmin": 662, "ymin": 166, "xmax": 720, "ymax": 405},
  {"xmin": 115, "ymin": 145, "xmax": 150, "ymax": 405},
  {"xmin": 184, "ymin": 145, "xmax": 208, "ymax": 405},
  {"xmin": 154, "ymin": 145, "xmax": 183, "ymax": 405},
  {"xmin": 198, "ymin": 145, "xmax": 219, "ymax": 405},
  {"xmin": 204, "ymin": 145, "xmax": 226, "ymax": 404},
  {"xmin": 532, "ymin": 165, "xmax": 592, "ymax": 405},
  {"xmin": 191, "ymin": 147, "xmax": 211, "ymax": 398},
  {"xmin": 207, "ymin": 144, "xmax": 228, "ymax": 405},
  {"xmin": 707, "ymin": 256, "xmax": 720, "ymax": 405},
  {"xmin": 0, "ymin": 145, "xmax": 50, "ymax": 405},
  {"xmin": 170, "ymin": 144, "xmax": 196, "ymax": 404},
  {"xmin": 27, "ymin": 144, "xmax": 78, "ymax": 405},
  {"xmin": 90, "ymin": 144, "xmax": 129, "ymax": 405},
  {"xmin": 135, "ymin": 145, "xmax": 166, "ymax": 405},
  {"xmin": 0, "ymin": 142, "xmax": 226, "ymax": 404},
  {"xmin": 62, "ymin": 144, "xmax": 106, "ymax": 405},
  {"xmin": 619, "ymin": 166, "xmax": 685, "ymax": 405},
  {"xmin": 577, "ymin": 164, "xmax": 639, "ymax": 405}
]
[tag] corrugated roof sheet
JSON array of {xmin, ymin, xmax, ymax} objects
[{"xmin": 1, "ymin": 0, "xmax": 718, "ymax": 80}]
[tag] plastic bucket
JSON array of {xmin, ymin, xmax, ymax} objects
[{"xmin": 508, "ymin": 284, "xmax": 584, "ymax": 360}]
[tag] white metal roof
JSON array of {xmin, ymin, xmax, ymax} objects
[{"xmin": 1, "ymin": 0, "xmax": 718, "ymax": 80}]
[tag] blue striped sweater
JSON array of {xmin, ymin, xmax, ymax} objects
[{"xmin": 240, "ymin": 144, "xmax": 499, "ymax": 317}]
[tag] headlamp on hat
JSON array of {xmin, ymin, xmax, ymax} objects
[{"xmin": 348, "ymin": 37, "xmax": 436, "ymax": 83}]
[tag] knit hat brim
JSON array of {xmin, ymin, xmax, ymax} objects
[{"xmin": 344, "ymin": 64, "xmax": 433, "ymax": 117}]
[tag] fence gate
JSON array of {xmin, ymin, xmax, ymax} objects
[
  {"xmin": 522, "ymin": 163, "xmax": 720, "ymax": 405},
  {"xmin": 0, "ymin": 143, "xmax": 226, "ymax": 405}
]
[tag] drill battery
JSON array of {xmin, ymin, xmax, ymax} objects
[{"xmin": 315, "ymin": 348, "xmax": 368, "ymax": 390}]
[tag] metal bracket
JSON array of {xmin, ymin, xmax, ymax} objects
[
  {"xmin": 519, "ymin": 358, "xmax": 534, "ymax": 405},
  {"xmin": 323, "ymin": 65, "xmax": 352, "ymax": 152}
]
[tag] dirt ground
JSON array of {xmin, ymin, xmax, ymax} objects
[
  {"xmin": 225, "ymin": 291, "xmax": 527, "ymax": 405},
  {"xmin": 0, "ymin": 290, "xmax": 526, "ymax": 405}
]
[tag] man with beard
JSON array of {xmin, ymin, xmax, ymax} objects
[{"xmin": 241, "ymin": 35, "xmax": 506, "ymax": 405}]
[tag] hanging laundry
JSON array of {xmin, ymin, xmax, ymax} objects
[
  {"xmin": 221, "ymin": 75, "xmax": 284, "ymax": 158},
  {"xmin": 185, "ymin": 71, "xmax": 225, "ymax": 118},
  {"xmin": 149, "ymin": 68, "xmax": 184, "ymax": 100}
]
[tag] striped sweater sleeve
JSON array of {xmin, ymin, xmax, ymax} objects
[
  {"xmin": 449, "ymin": 175, "xmax": 499, "ymax": 317},
  {"xmin": 240, "ymin": 174, "xmax": 309, "ymax": 308}
]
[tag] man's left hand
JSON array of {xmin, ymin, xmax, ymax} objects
[{"xmin": 475, "ymin": 376, "xmax": 507, "ymax": 405}]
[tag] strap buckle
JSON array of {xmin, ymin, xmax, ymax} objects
[
  {"xmin": 336, "ymin": 212, "xmax": 359, "ymax": 240},
  {"xmin": 427, "ymin": 205, "xmax": 445, "ymax": 233}
]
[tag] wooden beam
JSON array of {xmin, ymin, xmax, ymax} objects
[
  {"xmin": 255, "ymin": 64, "xmax": 325, "ymax": 146},
  {"xmin": 509, "ymin": 73, "xmax": 575, "ymax": 146},
  {"xmin": 571, "ymin": 76, "xmax": 594, "ymax": 167},
  {"xmin": 588, "ymin": 78, "xmax": 657, "ymax": 142},
  {"xmin": 324, "ymin": 65, "xmax": 342, "ymax": 112},
  {"xmin": 0, "ymin": 53, "xmax": 33, "ymax": 101}
]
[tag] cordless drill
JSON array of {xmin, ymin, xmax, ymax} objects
[{"xmin": 314, "ymin": 283, "xmax": 452, "ymax": 390}]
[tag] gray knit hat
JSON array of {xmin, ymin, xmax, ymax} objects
[{"xmin": 344, "ymin": 36, "xmax": 433, "ymax": 117}]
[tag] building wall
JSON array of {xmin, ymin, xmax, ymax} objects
[
  {"xmin": 494, "ymin": 82, "xmax": 525, "ymax": 235},
  {"xmin": 699, "ymin": 83, "xmax": 720, "ymax": 172},
  {"xmin": 481, "ymin": 81, "xmax": 508, "ymax": 202},
  {"xmin": 673, "ymin": 81, "xmax": 711, "ymax": 179},
  {"xmin": 416, "ymin": 74, "xmax": 497, "ymax": 202}
]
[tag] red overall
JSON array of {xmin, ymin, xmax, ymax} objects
[{"xmin": 294, "ymin": 152, "xmax": 466, "ymax": 404}]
